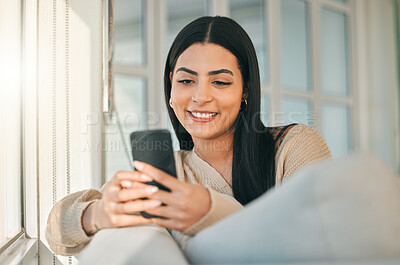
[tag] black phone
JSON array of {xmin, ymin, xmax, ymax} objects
[{"xmin": 130, "ymin": 129, "xmax": 177, "ymax": 218}]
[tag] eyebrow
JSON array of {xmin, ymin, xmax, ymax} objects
[
  {"xmin": 208, "ymin": 69, "xmax": 234, "ymax": 76},
  {"xmin": 176, "ymin": 67, "xmax": 198, "ymax": 76},
  {"xmin": 175, "ymin": 67, "xmax": 234, "ymax": 76}
]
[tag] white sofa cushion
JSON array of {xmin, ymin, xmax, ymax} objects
[
  {"xmin": 79, "ymin": 224, "xmax": 188, "ymax": 265},
  {"xmin": 184, "ymin": 153, "xmax": 400, "ymax": 264}
]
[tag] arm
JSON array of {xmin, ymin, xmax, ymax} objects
[
  {"xmin": 45, "ymin": 170, "xmax": 163, "ymax": 256},
  {"xmin": 45, "ymin": 189, "xmax": 103, "ymax": 256}
]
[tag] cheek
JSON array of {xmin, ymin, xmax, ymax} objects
[
  {"xmin": 216, "ymin": 90, "xmax": 242, "ymax": 111},
  {"xmin": 219, "ymin": 91, "xmax": 242, "ymax": 120},
  {"xmin": 170, "ymin": 86, "xmax": 190, "ymax": 111}
]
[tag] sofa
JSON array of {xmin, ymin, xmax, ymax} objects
[{"xmin": 79, "ymin": 153, "xmax": 400, "ymax": 264}]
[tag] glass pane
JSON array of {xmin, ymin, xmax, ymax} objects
[
  {"xmin": 114, "ymin": 0, "xmax": 146, "ymax": 65},
  {"xmin": 0, "ymin": 0, "xmax": 22, "ymax": 248},
  {"xmin": 322, "ymin": 103, "xmax": 351, "ymax": 157},
  {"xmin": 321, "ymin": 8, "xmax": 349, "ymax": 97},
  {"xmin": 230, "ymin": 0, "xmax": 268, "ymax": 84},
  {"xmin": 105, "ymin": 75, "xmax": 146, "ymax": 181},
  {"xmin": 261, "ymin": 93, "xmax": 269, "ymax": 126},
  {"xmin": 281, "ymin": 0, "xmax": 311, "ymax": 91},
  {"xmin": 281, "ymin": 97, "xmax": 312, "ymax": 126},
  {"xmin": 167, "ymin": 0, "xmax": 208, "ymax": 50}
]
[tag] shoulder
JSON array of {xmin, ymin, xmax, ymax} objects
[
  {"xmin": 272, "ymin": 124, "xmax": 332, "ymax": 183},
  {"xmin": 267, "ymin": 123, "xmax": 298, "ymax": 152},
  {"xmin": 278, "ymin": 124, "xmax": 330, "ymax": 151}
]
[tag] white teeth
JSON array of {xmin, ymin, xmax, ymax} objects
[{"xmin": 191, "ymin": 112, "xmax": 217, "ymax": 118}]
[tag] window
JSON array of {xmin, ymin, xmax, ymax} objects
[
  {"xmin": 105, "ymin": 75, "xmax": 147, "ymax": 179},
  {"xmin": 107, "ymin": 0, "xmax": 355, "ymax": 174},
  {"xmin": 105, "ymin": 0, "xmax": 147, "ymax": 180},
  {"xmin": 238, "ymin": 0, "xmax": 354, "ymax": 158},
  {"xmin": 106, "ymin": 0, "xmax": 399, "ymax": 176},
  {"xmin": 277, "ymin": 0, "xmax": 352, "ymax": 158},
  {"xmin": 230, "ymin": 0, "xmax": 268, "ymax": 84},
  {"xmin": 166, "ymin": 0, "xmax": 209, "ymax": 49},
  {"xmin": 320, "ymin": 5, "xmax": 352, "ymax": 157},
  {"xmin": 0, "ymin": 0, "xmax": 23, "ymax": 250},
  {"xmin": 113, "ymin": 0, "xmax": 146, "ymax": 66}
]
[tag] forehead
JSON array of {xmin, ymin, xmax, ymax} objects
[{"xmin": 175, "ymin": 43, "xmax": 240, "ymax": 72}]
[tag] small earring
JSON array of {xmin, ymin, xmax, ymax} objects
[
  {"xmin": 240, "ymin": 98, "xmax": 247, "ymax": 111},
  {"xmin": 169, "ymin": 98, "xmax": 173, "ymax": 108}
]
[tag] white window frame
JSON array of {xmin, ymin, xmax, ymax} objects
[{"xmin": 0, "ymin": 0, "xmax": 39, "ymax": 264}]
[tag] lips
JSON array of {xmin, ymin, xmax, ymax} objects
[{"xmin": 187, "ymin": 110, "xmax": 218, "ymax": 123}]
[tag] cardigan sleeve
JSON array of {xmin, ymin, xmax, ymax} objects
[
  {"xmin": 278, "ymin": 124, "xmax": 332, "ymax": 182},
  {"xmin": 45, "ymin": 189, "xmax": 103, "ymax": 256},
  {"xmin": 182, "ymin": 186, "xmax": 243, "ymax": 236}
]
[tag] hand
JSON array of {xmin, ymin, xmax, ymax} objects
[
  {"xmin": 82, "ymin": 170, "xmax": 162, "ymax": 234},
  {"xmin": 133, "ymin": 160, "xmax": 211, "ymax": 232}
]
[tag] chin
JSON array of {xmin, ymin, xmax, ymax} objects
[
  {"xmin": 186, "ymin": 127, "xmax": 218, "ymax": 139},
  {"xmin": 186, "ymin": 124, "xmax": 234, "ymax": 141}
]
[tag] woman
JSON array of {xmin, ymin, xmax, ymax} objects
[{"xmin": 46, "ymin": 16, "xmax": 331, "ymax": 256}]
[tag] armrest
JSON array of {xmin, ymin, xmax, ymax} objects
[{"xmin": 78, "ymin": 224, "xmax": 188, "ymax": 265}]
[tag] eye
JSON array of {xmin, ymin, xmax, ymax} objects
[
  {"xmin": 213, "ymin": 81, "xmax": 232, "ymax": 86},
  {"xmin": 177, "ymin": 79, "xmax": 194, "ymax": 85}
]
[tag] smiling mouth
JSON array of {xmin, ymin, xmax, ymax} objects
[{"xmin": 187, "ymin": 111, "xmax": 218, "ymax": 122}]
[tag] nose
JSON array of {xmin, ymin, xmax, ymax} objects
[{"xmin": 191, "ymin": 80, "xmax": 212, "ymax": 105}]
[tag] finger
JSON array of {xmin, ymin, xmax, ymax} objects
[
  {"xmin": 147, "ymin": 189, "xmax": 177, "ymax": 206},
  {"xmin": 110, "ymin": 170, "xmax": 153, "ymax": 186},
  {"xmin": 113, "ymin": 214, "xmax": 154, "ymax": 227},
  {"xmin": 117, "ymin": 183, "xmax": 159, "ymax": 202},
  {"xmin": 151, "ymin": 217, "xmax": 187, "ymax": 231},
  {"xmin": 114, "ymin": 199, "xmax": 162, "ymax": 214},
  {"xmin": 107, "ymin": 181, "xmax": 145, "ymax": 202},
  {"xmin": 133, "ymin": 161, "xmax": 182, "ymax": 191},
  {"xmin": 144, "ymin": 205, "xmax": 179, "ymax": 220}
]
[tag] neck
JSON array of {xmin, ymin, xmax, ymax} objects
[
  {"xmin": 192, "ymin": 129, "xmax": 234, "ymax": 185},
  {"xmin": 193, "ymin": 131, "xmax": 234, "ymax": 160}
]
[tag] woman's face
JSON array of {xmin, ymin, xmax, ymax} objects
[{"xmin": 170, "ymin": 43, "xmax": 245, "ymax": 141}]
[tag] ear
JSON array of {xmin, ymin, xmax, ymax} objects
[
  {"xmin": 242, "ymin": 84, "xmax": 249, "ymax": 100},
  {"xmin": 169, "ymin": 71, "xmax": 173, "ymax": 82}
]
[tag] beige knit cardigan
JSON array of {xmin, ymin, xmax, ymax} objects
[{"xmin": 45, "ymin": 124, "xmax": 332, "ymax": 256}]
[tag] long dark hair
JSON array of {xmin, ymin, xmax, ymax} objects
[{"xmin": 164, "ymin": 16, "xmax": 276, "ymax": 205}]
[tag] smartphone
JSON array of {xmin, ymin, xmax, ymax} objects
[{"xmin": 130, "ymin": 129, "xmax": 177, "ymax": 218}]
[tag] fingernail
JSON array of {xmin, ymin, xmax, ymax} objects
[
  {"xmin": 134, "ymin": 160, "xmax": 144, "ymax": 170},
  {"xmin": 140, "ymin": 174, "xmax": 152, "ymax": 181},
  {"xmin": 145, "ymin": 186, "xmax": 158, "ymax": 193},
  {"xmin": 121, "ymin": 180, "xmax": 132, "ymax": 188},
  {"xmin": 150, "ymin": 200, "xmax": 162, "ymax": 207}
]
